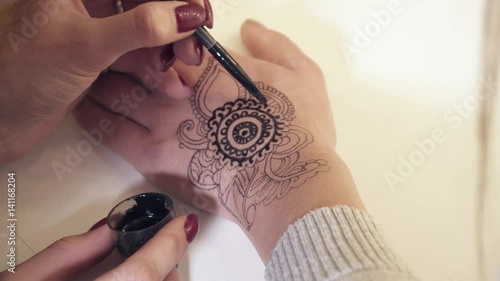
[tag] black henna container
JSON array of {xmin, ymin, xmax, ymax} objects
[{"xmin": 106, "ymin": 192, "xmax": 175, "ymax": 257}]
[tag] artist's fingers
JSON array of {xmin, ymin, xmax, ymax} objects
[
  {"xmin": 110, "ymin": 39, "xmax": 203, "ymax": 95},
  {"xmin": 110, "ymin": 50, "xmax": 192, "ymax": 100},
  {"xmin": 240, "ymin": 20, "xmax": 322, "ymax": 77},
  {"xmin": 110, "ymin": 39, "xmax": 203, "ymax": 92},
  {"xmin": 97, "ymin": 215, "xmax": 198, "ymax": 281},
  {"xmin": 110, "ymin": 45, "xmax": 173, "ymax": 91},
  {"xmin": 90, "ymin": 2, "xmax": 206, "ymax": 60},
  {"xmin": 89, "ymin": 0, "xmax": 210, "ymax": 88},
  {"xmin": 181, "ymin": 0, "xmax": 213, "ymax": 28},
  {"xmin": 174, "ymin": 36, "xmax": 205, "ymax": 66},
  {"xmin": 84, "ymin": 0, "xmax": 212, "ymax": 28},
  {"xmin": 159, "ymin": 0, "xmax": 211, "ymax": 68},
  {"xmin": 173, "ymin": 54, "xmax": 213, "ymax": 87},
  {"xmin": 0, "ymin": 225, "xmax": 114, "ymax": 281}
]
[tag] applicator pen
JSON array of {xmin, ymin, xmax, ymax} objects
[{"xmin": 194, "ymin": 27, "xmax": 267, "ymax": 105}]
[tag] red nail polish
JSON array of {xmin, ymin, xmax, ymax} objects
[
  {"xmin": 184, "ymin": 214, "xmax": 199, "ymax": 243},
  {"xmin": 179, "ymin": 76, "xmax": 188, "ymax": 87},
  {"xmin": 88, "ymin": 218, "xmax": 107, "ymax": 232},
  {"xmin": 203, "ymin": 0, "xmax": 214, "ymax": 28},
  {"xmin": 194, "ymin": 38, "xmax": 204, "ymax": 66},
  {"xmin": 175, "ymin": 3, "xmax": 206, "ymax": 33},
  {"xmin": 160, "ymin": 44, "xmax": 176, "ymax": 71}
]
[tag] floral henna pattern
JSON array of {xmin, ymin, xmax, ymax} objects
[
  {"xmin": 208, "ymin": 99, "xmax": 287, "ymax": 168},
  {"xmin": 177, "ymin": 58, "xmax": 329, "ymax": 230}
]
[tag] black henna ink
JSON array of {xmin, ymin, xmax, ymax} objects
[
  {"xmin": 177, "ymin": 58, "xmax": 329, "ymax": 230},
  {"xmin": 208, "ymin": 99, "xmax": 287, "ymax": 168}
]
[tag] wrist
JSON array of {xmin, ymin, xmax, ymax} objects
[{"xmin": 244, "ymin": 152, "xmax": 364, "ymax": 262}]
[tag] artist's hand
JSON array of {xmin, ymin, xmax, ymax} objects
[
  {"xmin": 0, "ymin": 215, "xmax": 198, "ymax": 281},
  {"xmin": 75, "ymin": 20, "xmax": 365, "ymax": 261},
  {"xmin": 0, "ymin": 0, "xmax": 213, "ymax": 163}
]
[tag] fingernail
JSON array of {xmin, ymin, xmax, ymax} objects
[
  {"xmin": 194, "ymin": 38, "xmax": 204, "ymax": 66},
  {"xmin": 88, "ymin": 218, "xmax": 107, "ymax": 232},
  {"xmin": 179, "ymin": 75, "xmax": 188, "ymax": 87},
  {"xmin": 203, "ymin": 0, "xmax": 214, "ymax": 28},
  {"xmin": 175, "ymin": 3, "xmax": 206, "ymax": 33},
  {"xmin": 184, "ymin": 214, "xmax": 199, "ymax": 243},
  {"xmin": 160, "ymin": 44, "xmax": 176, "ymax": 71}
]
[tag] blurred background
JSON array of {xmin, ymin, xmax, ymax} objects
[{"xmin": 1, "ymin": 0, "xmax": 499, "ymax": 280}]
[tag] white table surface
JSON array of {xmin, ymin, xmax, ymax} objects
[{"xmin": 1, "ymin": 0, "xmax": 499, "ymax": 280}]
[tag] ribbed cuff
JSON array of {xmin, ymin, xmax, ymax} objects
[{"xmin": 265, "ymin": 206, "xmax": 419, "ymax": 281}]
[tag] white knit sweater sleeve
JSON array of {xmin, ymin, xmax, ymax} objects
[{"xmin": 265, "ymin": 206, "xmax": 419, "ymax": 281}]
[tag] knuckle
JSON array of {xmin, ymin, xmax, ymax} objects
[{"xmin": 134, "ymin": 4, "xmax": 163, "ymax": 45}]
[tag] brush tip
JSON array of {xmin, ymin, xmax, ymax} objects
[
  {"xmin": 257, "ymin": 93, "xmax": 268, "ymax": 105},
  {"xmin": 250, "ymin": 89, "xmax": 267, "ymax": 105}
]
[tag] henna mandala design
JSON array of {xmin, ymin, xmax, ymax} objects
[
  {"xmin": 208, "ymin": 99, "xmax": 287, "ymax": 168},
  {"xmin": 177, "ymin": 58, "xmax": 329, "ymax": 230}
]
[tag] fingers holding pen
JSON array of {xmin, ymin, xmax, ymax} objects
[
  {"xmin": 89, "ymin": 1, "xmax": 206, "ymax": 62},
  {"xmin": 109, "ymin": 45, "xmax": 192, "ymax": 99},
  {"xmin": 173, "ymin": 0, "xmax": 214, "ymax": 29},
  {"xmin": 84, "ymin": 0, "xmax": 213, "ymax": 28},
  {"xmin": 103, "ymin": 0, "xmax": 213, "ymax": 96},
  {"xmin": 109, "ymin": 36, "xmax": 203, "ymax": 96},
  {"xmin": 174, "ymin": 35, "xmax": 205, "ymax": 67}
]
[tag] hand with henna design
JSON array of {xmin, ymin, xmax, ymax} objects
[{"xmin": 74, "ymin": 20, "xmax": 365, "ymax": 261}]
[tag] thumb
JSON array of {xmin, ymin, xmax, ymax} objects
[
  {"xmin": 97, "ymin": 214, "xmax": 199, "ymax": 281},
  {"xmin": 0, "ymin": 221, "xmax": 115, "ymax": 281},
  {"xmin": 91, "ymin": 1, "xmax": 206, "ymax": 59}
]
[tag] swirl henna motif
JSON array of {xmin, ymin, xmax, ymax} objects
[{"xmin": 177, "ymin": 58, "xmax": 329, "ymax": 230}]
